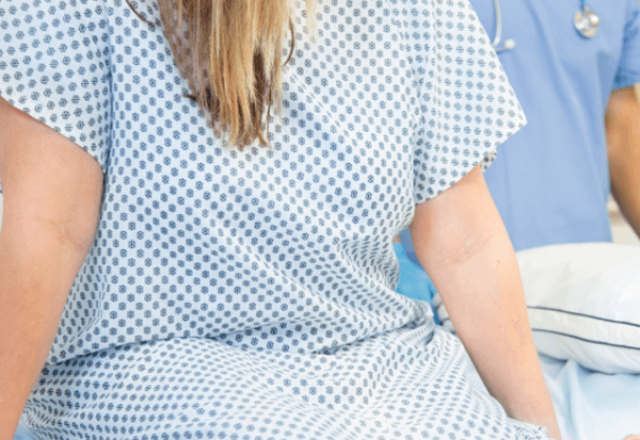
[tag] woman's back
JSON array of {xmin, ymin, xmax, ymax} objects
[{"xmin": 2, "ymin": 0, "xmax": 522, "ymax": 363}]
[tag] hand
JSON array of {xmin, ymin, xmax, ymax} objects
[{"xmin": 623, "ymin": 436, "xmax": 640, "ymax": 440}]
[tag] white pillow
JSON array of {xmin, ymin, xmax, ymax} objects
[{"xmin": 434, "ymin": 242, "xmax": 640, "ymax": 374}]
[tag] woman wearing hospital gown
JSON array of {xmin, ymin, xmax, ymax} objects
[{"xmin": 0, "ymin": 0, "xmax": 569, "ymax": 438}]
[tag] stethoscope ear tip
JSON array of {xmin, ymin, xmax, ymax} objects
[{"xmin": 495, "ymin": 39, "xmax": 516, "ymax": 53}]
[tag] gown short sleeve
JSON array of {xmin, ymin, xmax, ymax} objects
[
  {"xmin": 400, "ymin": 0, "xmax": 527, "ymax": 204},
  {"xmin": 613, "ymin": 0, "xmax": 640, "ymax": 89},
  {"xmin": 0, "ymin": 0, "xmax": 112, "ymax": 174}
]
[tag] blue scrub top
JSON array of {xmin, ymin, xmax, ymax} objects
[{"xmin": 472, "ymin": 0, "xmax": 640, "ymax": 251}]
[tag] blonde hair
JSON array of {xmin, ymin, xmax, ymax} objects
[{"xmin": 128, "ymin": 0, "xmax": 316, "ymax": 148}]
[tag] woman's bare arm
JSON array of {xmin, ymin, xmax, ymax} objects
[
  {"xmin": 410, "ymin": 167, "xmax": 562, "ymax": 440},
  {"xmin": 0, "ymin": 96, "xmax": 104, "ymax": 439}
]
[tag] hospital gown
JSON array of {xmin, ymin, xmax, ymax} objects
[{"xmin": 0, "ymin": 0, "xmax": 545, "ymax": 437}]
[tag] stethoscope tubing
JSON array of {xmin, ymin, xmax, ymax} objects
[
  {"xmin": 492, "ymin": 0, "xmax": 515, "ymax": 52},
  {"xmin": 491, "ymin": 0, "xmax": 505, "ymax": 49}
]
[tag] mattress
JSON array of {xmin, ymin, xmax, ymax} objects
[{"xmin": 464, "ymin": 353, "xmax": 640, "ymax": 440}]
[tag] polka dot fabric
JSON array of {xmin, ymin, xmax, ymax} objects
[
  {"xmin": 0, "ymin": 0, "xmax": 538, "ymax": 438},
  {"xmin": 402, "ymin": 0, "xmax": 525, "ymax": 202},
  {"xmin": 25, "ymin": 328, "xmax": 549, "ymax": 440}
]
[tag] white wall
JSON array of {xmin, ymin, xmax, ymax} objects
[{"xmin": 609, "ymin": 198, "xmax": 640, "ymax": 245}]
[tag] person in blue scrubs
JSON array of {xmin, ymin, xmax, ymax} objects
[
  {"xmin": 477, "ymin": 0, "xmax": 640, "ymax": 251},
  {"xmin": 397, "ymin": 0, "xmax": 640, "ymax": 302}
]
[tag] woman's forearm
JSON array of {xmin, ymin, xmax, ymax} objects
[
  {"xmin": 0, "ymin": 214, "xmax": 101, "ymax": 439},
  {"xmin": 411, "ymin": 168, "xmax": 562, "ymax": 439},
  {"xmin": 429, "ymin": 230, "xmax": 560, "ymax": 436},
  {"xmin": 0, "ymin": 99, "xmax": 104, "ymax": 439},
  {"xmin": 0, "ymin": 220, "xmax": 89, "ymax": 438}
]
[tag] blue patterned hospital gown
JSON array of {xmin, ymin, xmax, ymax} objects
[{"xmin": 0, "ymin": 0, "xmax": 548, "ymax": 438}]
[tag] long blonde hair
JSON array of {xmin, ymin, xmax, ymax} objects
[{"xmin": 127, "ymin": 0, "xmax": 316, "ymax": 148}]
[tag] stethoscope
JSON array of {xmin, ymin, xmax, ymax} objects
[
  {"xmin": 491, "ymin": 0, "xmax": 601, "ymax": 53},
  {"xmin": 573, "ymin": 0, "xmax": 600, "ymax": 38}
]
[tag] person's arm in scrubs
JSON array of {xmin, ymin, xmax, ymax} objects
[
  {"xmin": 0, "ymin": 96, "xmax": 104, "ymax": 440},
  {"xmin": 606, "ymin": 85, "xmax": 640, "ymax": 239},
  {"xmin": 607, "ymin": 0, "xmax": 640, "ymax": 240},
  {"xmin": 410, "ymin": 166, "xmax": 563, "ymax": 440},
  {"xmin": 605, "ymin": 87, "xmax": 640, "ymax": 237}
]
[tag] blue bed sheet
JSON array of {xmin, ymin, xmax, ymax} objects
[
  {"xmin": 393, "ymin": 243, "xmax": 440, "ymax": 323},
  {"xmin": 464, "ymin": 346, "xmax": 640, "ymax": 440}
]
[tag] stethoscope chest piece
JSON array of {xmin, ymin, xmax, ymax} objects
[{"xmin": 574, "ymin": 5, "xmax": 600, "ymax": 38}]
